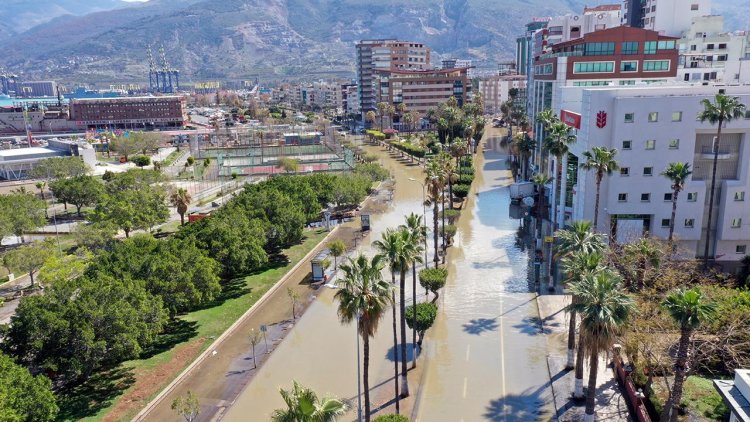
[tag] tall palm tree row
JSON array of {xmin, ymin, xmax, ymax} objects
[
  {"xmin": 580, "ymin": 147, "xmax": 619, "ymax": 232},
  {"xmin": 334, "ymin": 255, "xmax": 393, "ymax": 422},
  {"xmin": 660, "ymin": 162, "xmax": 693, "ymax": 247},
  {"xmin": 372, "ymin": 229, "xmax": 402, "ymax": 412},
  {"xmin": 697, "ymin": 94, "xmax": 747, "ymax": 267},
  {"xmin": 401, "ymin": 213, "xmax": 427, "ymax": 369},
  {"xmin": 543, "ymin": 121, "xmax": 577, "ymax": 231},
  {"xmin": 660, "ymin": 287, "xmax": 716, "ymax": 422},
  {"xmin": 425, "ymin": 158, "xmax": 447, "ymax": 268},
  {"xmin": 567, "ymin": 270, "xmax": 634, "ymax": 422}
]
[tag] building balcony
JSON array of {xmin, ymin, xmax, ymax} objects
[{"xmin": 700, "ymin": 147, "xmax": 732, "ymax": 159}]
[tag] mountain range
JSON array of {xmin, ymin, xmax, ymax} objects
[{"xmin": 0, "ymin": 0, "xmax": 747, "ymax": 85}]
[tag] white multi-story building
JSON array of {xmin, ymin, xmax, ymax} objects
[
  {"xmin": 478, "ymin": 75, "xmax": 527, "ymax": 114},
  {"xmin": 544, "ymin": 5, "xmax": 622, "ymax": 47},
  {"xmin": 550, "ymin": 84, "xmax": 750, "ymax": 266},
  {"xmin": 677, "ymin": 15, "xmax": 750, "ymax": 84},
  {"xmin": 639, "ymin": 0, "xmax": 711, "ymax": 37}
]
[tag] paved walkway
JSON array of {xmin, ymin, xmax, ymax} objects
[{"xmin": 537, "ymin": 295, "xmax": 631, "ymax": 422}]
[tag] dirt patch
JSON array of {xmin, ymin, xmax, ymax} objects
[{"xmin": 103, "ymin": 337, "xmax": 207, "ymax": 422}]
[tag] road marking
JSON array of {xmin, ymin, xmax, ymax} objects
[
  {"xmin": 466, "ymin": 344, "xmax": 471, "ymax": 362},
  {"xmin": 462, "ymin": 377, "xmax": 468, "ymax": 398},
  {"xmin": 499, "ymin": 298, "xmax": 507, "ymax": 421}
]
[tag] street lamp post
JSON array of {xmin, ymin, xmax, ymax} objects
[{"xmin": 408, "ymin": 177, "xmax": 428, "ymax": 266}]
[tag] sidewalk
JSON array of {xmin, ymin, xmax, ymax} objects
[{"xmin": 537, "ymin": 295, "xmax": 631, "ymax": 422}]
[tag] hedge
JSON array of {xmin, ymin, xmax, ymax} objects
[
  {"xmin": 443, "ymin": 209, "xmax": 461, "ymax": 222},
  {"xmin": 459, "ymin": 166, "xmax": 475, "ymax": 175},
  {"xmin": 453, "ymin": 184, "xmax": 470, "ymax": 198},
  {"xmin": 390, "ymin": 141, "xmax": 426, "ymax": 158},
  {"xmin": 365, "ymin": 129, "xmax": 386, "ymax": 141},
  {"xmin": 373, "ymin": 415, "xmax": 409, "ymax": 422},
  {"xmin": 458, "ymin": 174, "xmax": 474, "ymax": 185},
  {"xmin": 442, "ymin": 224, "xmax": 457, "ymax": 238}
]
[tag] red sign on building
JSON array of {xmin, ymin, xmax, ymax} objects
[
  {"xmin": 560, "ymin": 110, "xmax": 581, "ymax": 129},
  {"xmin": 596, "ymin": 111, "xmax": 607, "ymax": 128}
]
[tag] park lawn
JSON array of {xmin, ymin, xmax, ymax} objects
[
  {"xmin": 650, "ymin": 376, "xmax": 729, "ymax": 421},
  {"xmin": 68, "ymin": 228, "xmax": 328, "ymax": 422},
  {"xmin": 161, "ymin": 149, "xmax": 183, "ymax": 166}
]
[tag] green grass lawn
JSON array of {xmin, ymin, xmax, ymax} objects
[
  {"xmin": 58, "ymin": 229, "xmax": 329, "ymax": 421},
  {"xmin": 650, "ymin": 376, "xmax": 729, "ymax": 421},
  {"xmin": 161, "ymin": 149, "xmax": 183, "ymax": 166}
]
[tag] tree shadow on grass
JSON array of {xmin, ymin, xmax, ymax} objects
[
  {"xmin": 55, "ymin": 366, "xmax": 135, "ymax": 421},
  {"xmin": 139, "ymin": 319, "xmax": 199, "ymax": 360}
]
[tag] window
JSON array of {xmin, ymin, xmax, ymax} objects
[
  {"xmin": 664, "ymin": 193, "xmax": 673, "ymax": 201},
  {"xmin": 691, "ymin": 3, "xmax": 699, "ymax": 10},
  {"xmin": 620, "ymin": 167, "xmax": 630, "ymax": 176},
  {"xmin": 735, "ymin": 192, "xmax": 745, "ymax": 201},
  {"xmin": 645, "ymin": 140, "xmax": 656, "ymax": 149},
  {"xmin": 690, "ymin": 44, "xmax": 697, "ymax": 51},
  {"xmin": 621, "ymin": 60, "xmax": 638, "ymax": 72},
  {"xmin": 622, "ymin": 140, "xmax": 632, "ymax": 149},
  {"xmin": 719, "ymin": 43, "xmax": 727, "ymax": 49},
  {"xmin": 684, "ymin": 218, "xmax": 695, "ymax": 228},
  {"xmin": 643, "ymin": 167, "xmax": 653, "ymax": 176},
  {"xmin": 641, "ymin": 193, "xmax": 651, "ymax": 202},
  {"xmin": 737, "ymin": 245, "xmax": 747, "ymax": 254},
  {"xmin": 718, "ymin": 55, "xmax": 728, "ymax": 62},
  {"xmin": 648, "ymin": 112, "xmax": 658, "ymax": 122},
  {"xmin": 732, "ymin": 218, "xmax": 742, "ymax": 228},
  {"xmin": 584, "ymin": 42, "xmax": 615, "ymax": 56},
  {"xmin": 657, "ymin": 40, "xmax": 676, "ymax": 50},
  {"xmin": 644, "ymin": 41, "xmax": 657, "ymax": 54},
  {"xmin": 671, "ymin": 111, "xmax": 682, "ymax": 122},
  {"xmin": 744, "ymin": 110, "xmax": 750, "ymax": 119},
  {"xmin": 669, "ymin": 139, "xmax": 680, "ymax": 149},
  {"xmin": 573, "ymin": 61, "xmax": 615, "ymax": 73},
  {"xmin": 618, "ymin": 193, "xmax": 628, "ymax": 202},
  {"xmin": 661, "ymin": 218, "xmax": 671, "ymax": 227},
  {"xmin": 687, "ymin": 192, "xmax": 698, "ymax": 202},
  {"xmin": 624, "ymin": 113, "xmax": 634, "ymax": 123},
  {"xmin": 621, "ymin": 41, "xmax": 639, "ymax": 55},
  {"xmin": 644, "ymin": 60, "xmax": 671, "ymax": 71},
  {"xmin": 706, "ymin": 43, "xmax": 715, "ymax": 50}
]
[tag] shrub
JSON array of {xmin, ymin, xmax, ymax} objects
[
  {"xmin": 373, "ymin": 415, "xmax": 409, "ymax": 422},
  {"xmin": 443, "ymin": 209, "xmax": 461, "ymax": 223},
  {"xmin": 458, "ymin": 174, "xmax": 474, "ymax": 185},
  {"xmin": 453, "ymin": 184, "xmax": 470, "ymax": 199},
  {"xmin": 460, "ymin": 166, "xmax": 475, "ymax": 175},
  {"xmin": 355, "ymin": 163, "xmax": 389, "ymax": 182},
  {"xmin": 406, "ymin": 302, "xmax": 438, "ymax": 345},
  {"xmin": 442, "ymin": 224, "xmax": 457, "ymax": 239},
  {"xmin": 419, "ymin": 267, "xmax": 448, "ymax": 301},
  {"xmin": 365, "ymin": 129, "xmax": 386, "ymax": 141},
  {"xmin": 131, "ymin": 155, "xmax": 151, "ymax": 168},
  {"xmin": 390, "ymin": 141, "xmax": 426, "ymax": 158},
  {"xmin": 460, "ymin": 156, "xmax": 473, "ymax": 167}
]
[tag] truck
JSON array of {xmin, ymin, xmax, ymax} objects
[{"xmin": 509, "ymin": 181, "xmax": 535, "ymax": 202}]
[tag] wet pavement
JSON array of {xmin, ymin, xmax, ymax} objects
[{"xmin": 414, "ymin": 130, "xmax": 554, "ymax": 422}]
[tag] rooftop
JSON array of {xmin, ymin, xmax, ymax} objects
[{"xmin": 0, "ymin": 147, "xmax": 63, "ymax": 158}]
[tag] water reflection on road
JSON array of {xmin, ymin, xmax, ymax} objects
[{"xmin": 415, "ymin": 132, "xmax": 553, "ymax": 422}]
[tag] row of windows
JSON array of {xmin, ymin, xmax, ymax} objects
[
  {"xmin": 643, "ymin": 60, "xmax": 670, "ymax": 71},
  {"xmin": 656, "ymin": 218, "xmax": 743, "ymax": 229},
  {"xmin": 621, "ymin": 138, "xmax": 680, "ymax": 150},
  {"xmin": 572, "ymin": 59, "xmax": 670, "ymax": 74},
  {"xmin": 624, "ymin": 111, "xmax": 682, "ymax": 123},
  {"xmin": 573, "ymin": 61, "xmax": 614, "ymax": 73},
  {"xmin": 644, "ymin": 40, "xmax": 676, "ymax": 54},
  {"xmin": 534, "ymin": 63, "xmax": 553, "ymax": 75},
  {"xmin": 617, "ymin": 191, "xmax": 699, "ymax": 202}
]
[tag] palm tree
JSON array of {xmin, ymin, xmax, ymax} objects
[
  {"xmin": 394, "ymin": 227, "xmax": 423, "ymax": 381},
  {"xmin": 386, "ymin": 105, "xmax": 396, "ymax": 130},
  {"xmin": 401, "ymin": 213, "xmax": 426, "ymax": 368},
  {"xmin": 376, "ymin": 102, "xmax": 388, "ymax": 131},
  {"xmin": 271, "ymin": 380, "xmax": 348, "ymax": 422},
  {"xmin": 543, "ymin": 121, "xmax": 577, "ymax": 230},
  {"xmin": 425, "ymin": 158, "xmax": 447, "ymax": 267},
  {"xmin": 35, "ymin": 181, "xmax": 46, "ymax": 200},
  {"xmin": 697, "ymin": 94, "xmax": 747, "ymax": 267},
  {"xmin": 661, "ymin": 162, "xmax": 693, "ymax": 247},
  {"xmin": 170, "ymin": 188, "xmax": 192, "ymax": 226},
  {"xmin": 365, "ymin": 111, "xmax": 376, "ymax": 130},
  {"xmin": 334, "ymin": 255, "xmax": 393, "ymax": 422},
  {"xmin": 567, "ymin": 271, "xmax": 634, "ymax": 422},
  {"xmin": 371, "ymin": 230, "xmax": 402, "ymax": 412},
  {"xmin": 450, "ymin": 138, "xmax": 469, "ymax": 171},
  {"xmin": 623, "ymin": 238, "xmax": 662, "ymax": 291},
  {"xmin": 580, "ymin": 147, "xmax": 619, "ymax": 231},
  {"xmin": 536, "ymin": 109, "xmax": 556, "ymax": 130},
  {"xmin": 660, "ymin": 287, "xmax": 716, "ymax": 422},
  {"xmin": 512, "ymin": 133, "xmax": 536, "ymax": 181},
  {"xmin": 555, "ymin": 221, "xmax": 607, "ymax": 372},
  {"xmin": 531, "ymin": 173, "xmax": 553, "ymax": 224}
]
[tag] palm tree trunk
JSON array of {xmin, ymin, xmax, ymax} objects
[
  {"xmin": 441, "ymin": 190, "xmax": 446, "ymax": 263},
  {"xmin": 399, "ymin": 270, "xmax": 409, "ymax": 397},
  {"xmin": 433, "ymin": 200, "xmax": 440, "ymax": 268},
  {"xmin": 668, "ymin": 190, "xmax": 678, "ymax": 245},
  {"xmin": 412, "ymin": 263, "xmax": 417, "ymax": 369},
  {"xmin": 703, "ymin": 123, "xmax": 723, "ymax": 268},
  {"xmin": 363, "ymin": 334, "xmax": 371, "ymax": 422},
  {"xmin": 180, "ymin": 213, "xmax": 185, "ymax": 226},
  {"xmin": 584, "ymin": 348, "xmax": 600, "ymax": 422},
  {"xmin": 661, "ymin": 327, "xmax": 692, "ymax": 422},
  {"xmin": 593, "ymin": 175, "xmax": 602, "ymax": 230},
  {"xmin": 574, "ymin": 339, "xmax": 585, "ymax": 398},
  {"xmin": 391, "ymin": 275, "xmax": 400, "ymax": 413},
  {"xmin": 566, "ymin": 305, "xmax": 576, "ymax": 369}
]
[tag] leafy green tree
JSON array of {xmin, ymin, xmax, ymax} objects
[
  {"xmin": 567, "ymin": 271, "xmax": 634, "ymax": 422},
  {"xmin": 0, "ymin": 192, "xmax": 47, "ymax": 242},
  {"xmin": 661, "ymin": 162, "xmax": 693, "ymax": 246},
  {"xmin": 88, "ymin": 235, "xmax": 221, "ymax": 314},
  {"xmin": 354, "ymin": 163, "xmax": 389, "ymax": 182},
  {"xmin": 405, "ymin": 302, "xmax": 437, "ymax": 346},
  {"xmin": 331, "ymin": 174, "xmax": 370, "ymax": 208},
  {"xmin": 271, "ymin": 381, "xmax": 348, "ymax": 422},
  {"xmin": 419, "ymin": 267, "xmax": 448, "ymax": 303},
  {"xmin": 334, "ymin": 255, "xmax": 391, "ymax": 422},
  {"xmin": 170, "ymin": 188, "xmax": 192, "ymax": 226},
  {"xmin": 92, "ymin": 186, "xmax": 169, "ymax": 237},
  {"xmin": 111, "ymin": 132, "xmax": 162, "ymax": 161},
  {"xmin": 278, "ymin": 157, "xmax": 300, "ymax": 174},
  {"xmin": 38, "ymin": 249, "xmax": 92, "ymax": 286},
  {"xmin": 171, "ymin": 390, "xmax": 201, "ymax": 422},
  {"xmin": 0, "ymin": 352, "xmax": 58, "ymax": 422},
  {"xmin": 698, "ymin": 94, "xmax": 747, "ymax": 266},
  {"xmin": 265, "ymin": 176, "xmax": 321, "ymax": 223},
  {"xmin": 580, "ymin": 147, "xmax": 619, "ymax": 230},
  {"xmin": 233, "ymin": 187, "xmax": 306, "ymax": 250},
  {"xmin": 49, "ymin": 175, "xmax": 104, "ymax": 217},
  {"xmin": 3, "ymin": 276, "xmax": 167, "ymax": 386},
  {"xmin": 660, "ymin": 288, "xmax": 717, "ymax": 422},
  {"xmin": 2, "ymin": 239, "xmax": 56, "ymax": 287},
  {"xmin": 327, "ymin": 240, "xmax": 346, "ymax": 270},
  {"xmin": 73, "ymin": 222, "xmax": 117, "ymax": 251},
  {"xmin": 29, "ymin": 156, "xmax": 89, "ymax": 180},
  {"xmin": 131, "ymin": 155, "xmax": 151, "ymax": 168}
]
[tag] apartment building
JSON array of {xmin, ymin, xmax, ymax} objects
[
  {"xmin": 632, "ymin": 0, "xmax": 711, "ymax": 37},
  {"xmin": 677, "ymin": 15, "xmax": 750, "ymax": 84},
  {"xmin": 356, "ymin": 39, "xmax": 431, "ymax": 114},
  {"xmin": 69, "ymin": 96, "xmax": 186, "ymax": 129},
  {"xmin": 478, "ymin": 74, "xmax": 527, "ymax": 114},
  {"xmin": 373, "ymin": 67, "xmax": 471, "ymax": 115},
  {"xmin": 554, "ymin": 84, "xmax": 750, "ymax": 266}
]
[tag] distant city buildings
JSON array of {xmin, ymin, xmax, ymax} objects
[
  {"xmin": 373, "ymin": 67, "xmax": 471, "ymax": 115},
  {"xmin": 478, "ymin": 74, "xmax": 527, "ymax": 114}
]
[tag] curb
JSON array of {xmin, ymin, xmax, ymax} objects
[{"xmin": 133, "ymin": 225, "xmax": 342, "ymax": 421}]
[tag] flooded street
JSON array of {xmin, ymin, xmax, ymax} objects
[
  {"xmin": 223, "ymin": 129, "xmax": 552, "ymax": 421},
  {"xmin": 415, "ymin": 131, "xmax": 553, "ymax": 421}
]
